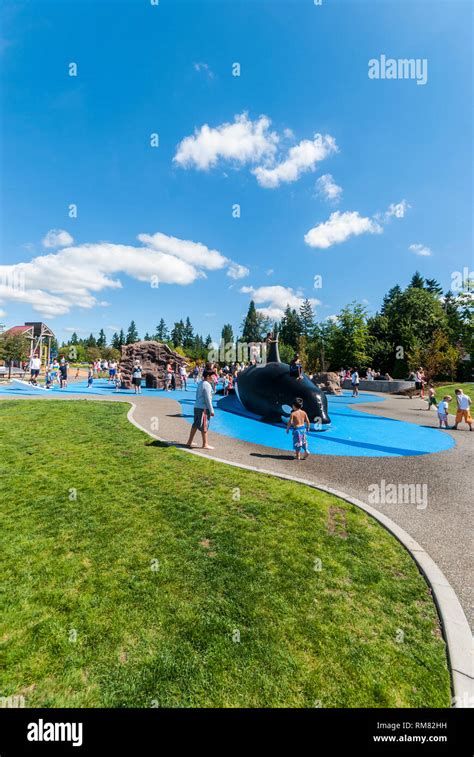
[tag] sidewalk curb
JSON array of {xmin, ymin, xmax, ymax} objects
[{"xmin": 126, "ymin": 401, "xmax": 473, "ymax": 709}]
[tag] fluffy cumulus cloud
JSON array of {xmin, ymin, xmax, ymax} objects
[
  {"xmin": 173, "ymin": 113, "xmax": 278, "ymax": 171},
  {"xmin": 316, "ymin": 173, "xmax": 342, "ymax": 202},
  {"xmin": 305, "ymin": 199, "xmax": 409, "ymax": 250},
  {"xmin": 409, "ymin": 243, "xmax": 432, "ymax": 257},
  {"xmin": 42, "ymin": 229, "xmax": 74, "ymax": 248},
  {"xmin": 253, "ymin": 134, "xmax": 338, "ymax": 189},
  {"xmin": 174, "ymin": 113, "xmax": 337, "ymax": 188},
  {"xmin": 304, "ymin": 211, "xmax": 383, "ymax": 249},
  {"xmin": 0, "ymin": 232, "xmax": 247, "ymax": 318},
  {"xmin": 240, "ymin": 284, "xmax": 320, "ymax": 320}
]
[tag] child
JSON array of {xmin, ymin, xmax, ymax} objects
[
  {"xmin": 453, "ymin": 389, "xmax": 473, "ymax": 431},
  {"xmin": 427, "ymin": 384, "xmax": 437, "ymax": 410},
  {"xmin": 437, "ymin": 395, "xmax": 451, "ymax": 429},
  {"xmin": 286, "ymin": 398, "xmax": 311, "ymax": 460},
  {"xmin": 114, "ymin": 370, "xmax": 123, "ymax": 392},
  {"xmin": 87, "ymin": 364, "xmax": 93, "ymax": 389}
]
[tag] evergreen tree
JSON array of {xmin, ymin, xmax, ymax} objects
[
  {"xmin": 143, "ymin": 332, "xmax": 152, "ymax": 341},
  {"xmin": 299, "ymin": 298, "xmax": 315, "ymax": 337},
  {"xmin": 126, "ymin": 321, "xmax": 139, "ymax": 344},
  {"xmin": 85, "ymin": 333, "xmax": 97, "ymax": 348},
  {"xmin": 205, "ymin": 334, "xmax": 213, "ymax": 348},
  {"xmin": 171, "ymin": 320, "xmax": 185, "ymax": 347},
  {"xmin": 70, "ymin": 332, "xmax": 78, "ymax": 345},
  {"xmin": 97, "ymin": 328, "xmax": 107, "ymax": 348},
  {"xmin": 279, "ymin": 305, "xmax": 302, "ymax": 350},
  {"xmin": 410, "ymin": 271, "xmax": 425, "ymax": 289},
  {"xmin": 183, "ymin": 317, "xmax": 194, "ymax": 349},
  {"xmin": 241, "ymin": 301, "xmax": 261, "ymax": 342},
  {"xmin": 111, "ymin": 332, "xmax": 121, "ymax": 350},
  {"xmin": 119, "ymin": 329, "xmax": 125, "ymax": 346},
  {"xmin": 424, "ymin": 278, "xmax": 443, "ymax": 296},
  {"xmin": 221, "ymin": 323, "xmax": 234, "ymax": 344},
  {"xmin": 155, "ymin": 318, "xmax": 169, "ymax": 342}
]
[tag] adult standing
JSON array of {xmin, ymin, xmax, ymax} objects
[
  {"xmin": 186, "ymin": 369, "xmax": 215, "ymax": 450},
  {"xmin": 351, "ymin": 367, "xmax": 360, "ymax": 397},
  {"xmin": 179, "ymin": 363, "xmax": 188, "ymax": 391},
  {"xmin": 165, "ymin": 361, "xmax": 173, "ymax": 391},
  {"xmin": 131, "ymin": 359, "xmax": 142, "ymax": 395},
  {"xmin": 29, "ymin": 354, "xmax": 41, "ymax": 383}
]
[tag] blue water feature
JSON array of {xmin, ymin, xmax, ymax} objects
[{"xmin": 0, "ymin": 379, "xmax": 454, "ymax": 458}]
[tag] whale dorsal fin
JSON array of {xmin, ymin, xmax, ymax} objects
[{"xmin": 266, "ymin": 335, "xmax": 280, "ymax": 363}]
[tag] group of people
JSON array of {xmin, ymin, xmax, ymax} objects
[
  {"xmin": 30, "ymin": 356, "xmax": 70, "ymax": 389},
  {"xmin": 427, "ymin": 386, "xmax": 472, "ymax": 431}
]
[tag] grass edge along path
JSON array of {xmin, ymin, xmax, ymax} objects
[{"xmin": 1, "ymin": 400, "xmax": 451, "ymax": 708}]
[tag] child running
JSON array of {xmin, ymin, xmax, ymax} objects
[
  {"xmin": 286, "ymin": 398, "xmax": 311, "ymax": 460},
  {"xmin": 427, "ymin": 384, "xmax": 437, "ymax": 410},
  {"xmin": 437, "ymin": 395, "xmax": 451, "ymax": 429}
]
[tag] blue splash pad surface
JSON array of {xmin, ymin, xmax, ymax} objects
[{"xmin": 0, "ymin": 380, "xmax": 454, "ymax": 457}]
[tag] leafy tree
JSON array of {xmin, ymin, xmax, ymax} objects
[
  {"xmin": 327, "ymin": 303, "xmax": 372, "ymax": 369},
  {"xmin": 126, "ymin": 321, "xmax": 139, "ymax": 344},
  {"xmin": 408, "ymin": 329, "xmax": 461, "ymax": 381},
  {"xmin": 0, "ymin": 333, "xmax": 29, "ymax": 378}
]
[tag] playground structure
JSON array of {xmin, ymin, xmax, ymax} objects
[
  {"xmin": 1, "ymin": 322, "xmax": 55, "ymax": 367},
  {"xmin": 120, "ymin": 340, "xmax": 187, "ymax": 389},
  {"xmin": 235, "ymin": 338, "xmax": 330, "ymax": 425}
]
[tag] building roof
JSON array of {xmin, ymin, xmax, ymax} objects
[{"xmin": 2, "ymin": 325, "xmax": 34, "ymax": 337}]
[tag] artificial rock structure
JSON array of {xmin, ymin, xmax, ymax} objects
[
  {"xmin": 311, "ymin": 372, "xmax": 342, "ymax": 395},
  {"xmin": 120, "ymin": 341, "xmax": 187, "ymax": 389}
]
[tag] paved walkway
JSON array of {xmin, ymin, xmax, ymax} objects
[{"xmin": 2, "ymin": 389, "xmax": 472, "ymax": 629}]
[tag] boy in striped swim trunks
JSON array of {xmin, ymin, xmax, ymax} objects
[{"xmin": 286, "ymin": 398, "xmax": 311, "ymax": 460}]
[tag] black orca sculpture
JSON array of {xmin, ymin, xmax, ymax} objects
[{"xmin": 235, "ymin": 340, "xmax": 330, "ymax": 425}]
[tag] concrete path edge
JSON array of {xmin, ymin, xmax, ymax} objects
[{"xmin": 125, "ymin": 401, "xmax": 473, "ymax": 708}]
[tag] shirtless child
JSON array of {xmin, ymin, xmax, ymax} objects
[{"xmin": 286, "ymin": 398, "xmax": 311, "ymax": 460}]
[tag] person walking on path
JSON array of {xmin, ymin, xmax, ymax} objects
[
  {"xmin": 186, "ymin": 369, "xmax": 215, "ymax": 450},
  {"xmin": 131, "ymin": 359, "xmax": 142, "ymax": 395},
  {"xmin": 286, "ymin": 398, "xmax": 311, "ymax": 460},
  {"xmin": 453, "ymin": 388, "xmax": 473, "ymax": 431},
  {"xmin": 351, "ymin": 367, "xmax": 360, "ymax": 397},
  {"xmin": 427, "ymin": 384, "xmax": 437, "ymax": 410}
]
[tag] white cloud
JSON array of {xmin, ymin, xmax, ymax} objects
[
  {"xmin": 240, "ymin": 284, "xmax": 320, "ymax": 320},
  {"xmin": 0, "ymin": 232, "xmax": 245, "ymax": 318},
  {"xmin": 42, "ymin": 229, "xmax": 74, "ymax": 248},
  {"xmin": 174, "ymin": 113, "xmax": 279, "ymax": 170},
  {"xmin": 137, "ymin": 232, "xmax": 226, "ymax": 270},
  {"xmin": 0, "ymin": 308, "xmax": 6, "ymax": 318},
  {"xmin": 316, "ymin": 173, "xmax": 342, "ymax": 202},
  {"xmin": 409, "ymin": 243, "xmax": 432, "ymax": 257},
  {"xmin": 252, "ymin": 134, "xmax": 338, "ymax": 189},
  {"xmin": 266, "ymin": 268, "xmax": 274, "ymax": 276},
  {"xmin": 194, "ymin": 62, "xmax": 214, "ymax": 78},
  {"xmin": 227, "ymin": 262, "xmax": 249, "ymax": 280},
  {"xmin": 304, "ymin": 211, "xmax": 383, "ymax": 249}
]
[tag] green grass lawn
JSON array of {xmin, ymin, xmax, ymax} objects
[
  {"xmin": 0, "ymin": 400, "xmax": 451, "ymax": 708},
  {"xmin": 434, "ymin": 383, "xmax": 474, "ymax": 414}
]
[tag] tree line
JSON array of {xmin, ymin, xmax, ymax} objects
[{"xmin": 1, "ymin": 271, "xmax": 472, "ymax": 380}]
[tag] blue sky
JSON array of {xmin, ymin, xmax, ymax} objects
[{"xmin": 0, "ymin": 0, "xmax": 472, "ymax": 344}]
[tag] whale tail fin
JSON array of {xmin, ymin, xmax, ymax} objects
[{"xmin": 266, "ymin": 336, "xmax": 280, "ymax": 363}]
